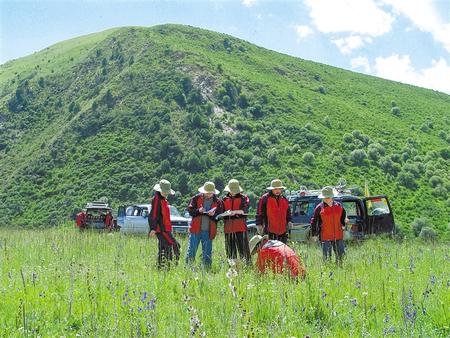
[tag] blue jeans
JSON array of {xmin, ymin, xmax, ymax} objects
[
  {"xmin": 186, "ymin": 231, "xmax": 212, "ymax": 268},
  {"xmin": 322, "ymin": 240, "xmax": 345, "ymax": 261}
]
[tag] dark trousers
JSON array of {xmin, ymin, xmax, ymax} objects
[
  {"xmin": 156, "ymin": 232, "xmax": 180, "ymax": 268},
  {"xmin": 268, "ymin": 232, "xmax": 288, "ymax": 244},
  {"xmin": 322, "ymin": 240, "xmax": 345, "ymax": 262},
  {"xmin": 225, "ymin": 231, "xmax": 251, "ymax": 264}
]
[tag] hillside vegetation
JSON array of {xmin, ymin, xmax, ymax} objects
[{"xmin": 0, "ymin": 25, "xmax": 448, "ymax": 235}]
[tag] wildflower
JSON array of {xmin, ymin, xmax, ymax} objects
[
  {"xmin": 227, "ymin": 259, "xmax": 236, "ymax": 267},
  {"xmin": 321, "ymin": 291, "xmax": 327, "ymax": 299},
  {"xmin": 350, "ymin": 298, "xmax": 358, "ymax": 306},
  {"xmin": 383, "ymin": 314, "xmax": 390, "ymax": 323},
  {"xmin": 329, "ymin": 271, "xmax": 333, "ymax": 278},
  {"xmin": 182, "ymin": 280, "xmax": 187, "ymax": 288},
  {"xmin": 430, "ymin": 275, "xmax": 436, "ymax": 285},
  {"xmin": 229, "ymin": 282, "xmax": 237, "ymax": 298},
  {"xmin": 141, "ymin": 292, "xmax": 147, "ymax": 302},
  {"xmin": 355, "ymin": 280, "xmax": 361, "ymax": 289},
  {"xmin": 409, "ymin": 256, "xmax": 415, "ymax": 273}
]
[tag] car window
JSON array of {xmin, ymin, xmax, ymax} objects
[
  {"xmin": 342, "ymin": 202, "xmax": 362, "ymax": 217},
  {"xmin": 367, "ymin": 198, "xmax": 390, "ymax": 216},
  {"xmin": 290, "ymin": 201, "xmax": 309, "ymax": 217},
  {"xmin": 126, "ymin": 206, "xmax": 134, "ymax": 216},
  {"xmin": 170, "ymin": 206, "xmax": 181, "ymax": 217},
  {"xmin": 142, "ymin": 209, "xmax": 149, "ymax": 218}
]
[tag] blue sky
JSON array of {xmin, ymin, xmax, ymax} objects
[{"xmin": 1, "ymin": 0, "xmax": 449, "ymax": 93}]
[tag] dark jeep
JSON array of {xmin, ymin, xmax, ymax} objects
[{"xmin": 287, "ymin": 187, "xmax": 395, "ymax": 241}]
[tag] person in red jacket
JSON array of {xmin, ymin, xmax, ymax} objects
[
  {"xmin": 221, "ymin": 179, "xmax": 251, "ymax": 264},
  {"xmin": 186, "ymin": 181, "xmax": 222, "ymax": 268},
  {"xmin": 104, "ymin": 210, "xmax": 113, "ymax": 230},
  {"xmin": 249, "ymin": 234, "xmax": 305, "ymax": 280},
  {"xmin": 256, "ymin": 179, "xmax": 292, "ymax": 244},
  {"xmin": 310, "ymin": 186, "xmax": 347, "ymax": 263},
  {"xmin": 148, "ymin": 179, "xmax": 180, "ymax": 268},
  {"xmin": 75, "ymin": 209, "xmax": 86, "ymax": 230}
]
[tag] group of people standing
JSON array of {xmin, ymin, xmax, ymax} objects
[{"xmin": 148, "ymin": 177, "xmax": 347, "ymax": 278}]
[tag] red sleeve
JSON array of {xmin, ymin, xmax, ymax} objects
[
  {"xmin": 149, "ymin": 195, "xmax": 160, "ymax": 231},
  {"xmin": 256, "ymin": 194, "xmax": 267, "ymax": 227},
  {"xmin": 188, "ymin": 195, "xmax": 201, "ymax": 217}
]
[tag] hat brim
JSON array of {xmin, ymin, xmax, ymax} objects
[
  {"xmin": 318, "ymin": 193, "xmax": 335, "ymax": 198},
  {"xmin": 153, "ymin": 184, "xmax": 175, "ymax": 195},
  {"xmin": 266, "ymin": 186, "xmax": 286, "ymax": 190},
  {"xmin": 223, "ymin": 185, "xmax": 243, "ymax": 194},
  {"xmin": 198, "ymin": 187, "xmax": 220, "ymax": 195},
  {"xmin": 250, "ymin": 234, "xmax": 268, "ymax": 254}
]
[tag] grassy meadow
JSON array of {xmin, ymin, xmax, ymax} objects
[{"xmin": 1, "ymin": 226, "xmax": 448, "ymax": 337}]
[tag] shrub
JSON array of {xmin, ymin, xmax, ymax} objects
[
  {"xmin": 350, "ymin": 149, "xmax": 367, "ymax": 165},
  {"xmin": 323, "ymin": 116, "xmax": 331, "ymax": 128},
  {"xmin": 419, "ymin": 227, "xmax": 438, "ymax": 241},
  {"xmin": 429, "ymin": 176, "xmax": 443, "ymax": 188},
  {"xmin": 391, "ymin": 106, "xmax": 400, "ymax": 116},
  {"xmin": 317, "ymin": 86, "xmax": 326, "ymax": 94},
  {"xmin": 343, "ymin": 133, "xmax": 353, "ymax": 143},
  {"xmin": 411, "ymin": 218, "xmax": 430, "ymax": 237},
  {"xmin": 302, "ymin": 152, "xmax": 315, "ymax": 165},
  {"xmin": 397, "ymin": 171, "xmax": 417, "ymax": 189}
]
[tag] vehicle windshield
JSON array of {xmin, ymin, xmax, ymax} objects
[
  {"xmin": 366, "ymin": 197, "xmax": 391, "ymax": 216},
  {"xmin": 170, "ymin": 206, "xmax": 181, "ymax": 217}
]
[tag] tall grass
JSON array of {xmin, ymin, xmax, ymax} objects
[{"xmin": 0, "ymin": 225, "xmax": 448, "ymax": 336}]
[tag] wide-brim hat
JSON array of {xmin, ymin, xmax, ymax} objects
[
  {"xmin": 198, "ymin": 181, "xmax": 219, "ymax": 195},
  {"xmin": 223, "ymin": 179, "xmax": 243, "ymax": 194},
  {"xmin": 318, "ymin": 186, "xmax": 336, "ymax": 199},
  {"xmin": 153, "ymin": 179, "xmax": 175, "ymax": 195},
  {"xmin": 266, "ymin": 179, "xmax": 286, "ymax": 190},
  {"xmin": 249, "ymin": 234, "xmax": 268, "ymax": 255}
]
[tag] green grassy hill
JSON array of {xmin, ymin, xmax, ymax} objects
[{"xmin": 0, "ymin": 24, "xmax": 448, "ymax": 234}]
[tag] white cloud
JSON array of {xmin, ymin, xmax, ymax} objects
[
  {"xmin": 242, "ymin": 0, "xmax": 258, "ymax": 7},
  {"xmin": 374, "ymin": 54, "xmax": 450, "ymax": 94},
  {"xmin": 381, "ymin": 0, "xmax": 450, "ymax": 53},
  {"xmin": 304, "ymin": 0, "xmax": 394, "ymax": 36},
  {"xmin": 332, "ymin": 35, "xmax": 371, "ymax": 54},
  {"xmin": 294, "ymin": 25, "xmax": 314, "ymax": 39},
  {"xmin": 351, "ymin": 56, "xmax": 371, "ymax": 73}
]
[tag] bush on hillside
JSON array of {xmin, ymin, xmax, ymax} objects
[
  {"xmin": 419, "ymin": 227, "xmax": 438, "ymax": 241},
  {"xmin": 391, "ymin": 106, "xmax": 401, "ymax": 116},
  {"xmin": 350, "ymin": 149, "xmax": 367, "ymax": 166},
  {"xmin": 302, "ymin": 152, "xmax": 315, "ymax": 165},
  {"xmin": 411, "ymin": 218, "xmax": 431, "ymax": 237},
  {"xmin": 397, "ymin": 171, "xmax": 417, "ymax": 189}
]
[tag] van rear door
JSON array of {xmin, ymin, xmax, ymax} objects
[{"xmin": 363, "ymin": 196, "xmax": 395, "ymax": 235}]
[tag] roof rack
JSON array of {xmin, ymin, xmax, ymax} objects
[{"xmin": 85, "ymin": 201, "xmax": 111, "ymax": 209}]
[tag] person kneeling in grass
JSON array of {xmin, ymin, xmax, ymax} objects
[{"xmin": 249, "ymin": 234, "xmax": 305, "ymax": 280}]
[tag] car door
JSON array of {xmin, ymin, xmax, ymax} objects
[
  {"xmin": 363, "ymin": 196, "xmax": 395, "ymax": 235},
  {"xmin": 134, "ymin": 206, "xmax": 149, "ymax": 234},
  {"xmin": 117, "ymin": 206, "xmax": 126, "ymax": 229},
  {"xmin": 341, "ymin": 198, "xmax": 365, "ymax": 240},
  {"xmin": 123, "ymin": 206, "xmax": 139, "ymax": 234}
]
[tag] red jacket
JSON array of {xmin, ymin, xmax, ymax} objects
[
  {"xmin": 256, "ymin": 240, "xmax": 305, "ymax": 278},
  {"xmin": 222, "ymin": 193, "xmax": 249, "ymax": 233},
  {"xmin": 310, "ymin": 202, "xmax": 346, "ymax": 241},
  {"xmin": 104, "ymin": 213, "xmax": 113, "ymax": 227},
  {"xmin": 188, "ymin": 194, "xmax": 222, "ymax": 240},
  {"xmin": 75, "ymin": 212, "xmax": 86, "ymax": 228},
  {"xmin": 256, "ymin": 192, "xmax": 291, "ymax": 235},
  {"xmin": 149, "ymin": 192, "xmax": 172, "ymax": 233}
]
